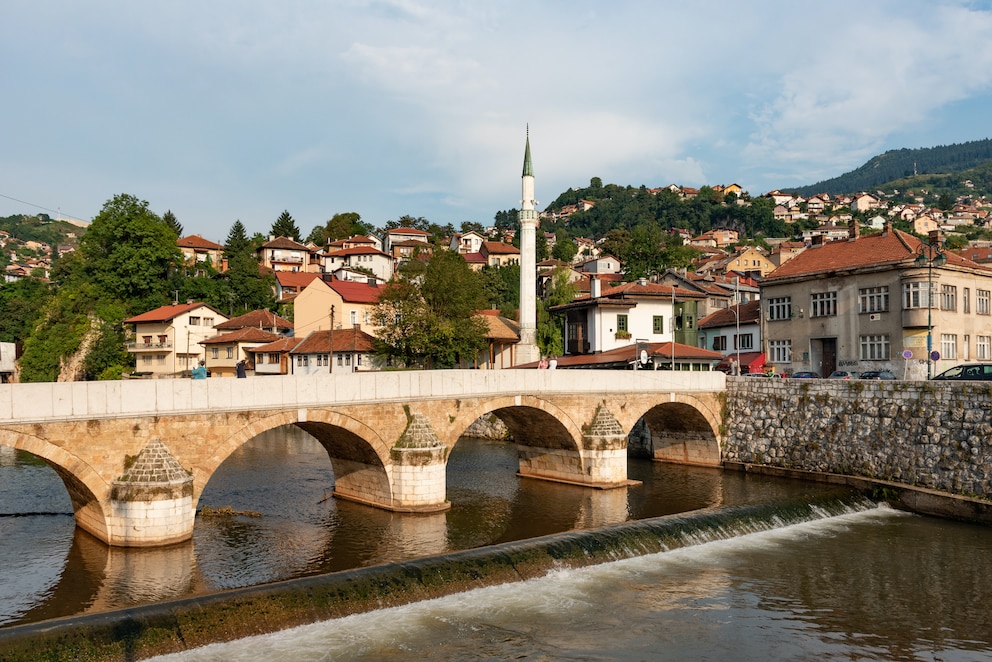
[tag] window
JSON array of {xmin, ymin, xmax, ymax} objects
[
  {"xmin": 810, "ymin": 292, "xmax": 837, "ymax": 317},
  {"xmin": 226, "ymin": 347, "xmax": 234, "ymax": 359},
  {"xmin": 713, "ymin": 336, "xmax": 727, "ymax": 351},
  {"xmin": 736, "ymin": 333, "xmax": 754, "ymax": 350},
  {"xmin": 903, "ymin": 282, "xmax": 933, "ymax": 309},
  {"xmin": 350, "ymin": 310, "xmax": 358, "ymax": 325},
  {"xmin": 158, "ymin": 335, "xmax": 167, "ymax": 344},
  {"xmin": 296, "ymin": 356, "xmax": 303, "ymax": 367},
  {"xmin": 769, "ymin": 339, "xmax": 792, "ymax": 363},
  {"xmin": 211, "ymin": 348, "xmax": 219, "ymax": 359},
  {"xmin": 189, "ymin": 316, "xmax": 200, "ymax": 326},
  {"xmin": 940, "ymin": 285, "xmax": 957, "ymax": 311},
  {"xmin": 978, "ymin": 290, "xmax": 991, "ymax": 315},
  {"xmin": 768, "ymin": 297, "xmax": 791, "ymax": 321},
  {"xmin": 268, "ymin": 353, "xmax": 279, "ymax": 364},
  {"xmin": 977, "ymin": 336, "xmax": 990, "ymax": 360},
  {"xmin": 964, "ymin": 288, "xmax": 970, "ymax": 314},
  {"xmin": 337, "ymin": 355, "xmax": 343, "ymax": 366},
  {"xmin": 617, "ymin": 314, "xmax": 628, "ymax": 332},
  {"xmin": 652, "ymin": 316, "xmax": 664, "ymax": 334},
  {"xmin": 940, "ymin": 334, "xmax": 957, "ymax": 360},
  {"xmin": 143, "ymin": 335, "xmax": 152, "ymax": 345},
  {"xmin": 302, "ymin": 355, "xmax": 309, "ymax": 367},
  {"xmin": 964, "ymin": 335, "xmax": 970, "ymax": 361},
  {"xmin": 203, "ymin": 317, "xmax": 214, "ymax": 327},
  {"xmin": 858, "ymin": 287, "xmax": 889, "ymax": 313},
  {"xmin": 859, "ymin": 335, "xmax": 890, "ymax": 360}
]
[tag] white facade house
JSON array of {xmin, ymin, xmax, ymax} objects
[
  {"xmin": 320, "ymin": 246, "xmax": 394, "ymax": 282},
  {"xmin": 123, "ymin": 302, "xmax": 229, "ymax": 377}
]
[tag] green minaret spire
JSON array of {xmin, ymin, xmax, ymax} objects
[{"xmin": 522, "ymin": 124, "xmax": 534, "ymax": 178}]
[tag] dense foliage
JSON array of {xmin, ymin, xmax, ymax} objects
[
  {"xmin": 789, "ymin": 138, "xmax": 992, "ymax": 197},
  {"xmin": 371, "ymin": 251, "xmax": 489, "ymax": 368}
]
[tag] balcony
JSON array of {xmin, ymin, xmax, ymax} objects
[
  {"xmin": 901, "ymin": 308, "xmax": 930, "ymax": 329},
  {"xmin": 126, "ymin": 341, "xmax": 173, "ymax": 351}
]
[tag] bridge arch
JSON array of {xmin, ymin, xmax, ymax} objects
[
  {"xmin": 199, "ymin": 409, "xmax": 396, "ymax": 510},
  {"xmin": 0, "ymin": 429, "xmax": 111, "ymax": 541},
  {"xmin": 444, "ymin": 395, "xmax": 584, "ymax": 452},
  {"xmin": 623, "ymin": 394, "xmax": 723, "ymax": 467}
]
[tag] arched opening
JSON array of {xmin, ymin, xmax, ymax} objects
[
  {"xmin": 0, "ymin": 445, "xmax": 76, "ymax": 626},
  {"xmin": 631, "ymin": 402, "xmax": 721, "ymax": 467}
]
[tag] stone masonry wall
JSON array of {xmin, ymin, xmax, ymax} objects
[{"xmin": 725, "ymin": 378, "xmax": 992, "ymax": 499}]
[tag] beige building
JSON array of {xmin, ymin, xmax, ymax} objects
[
  {"xmin": 761, "ymin": 225, "xmax": 992, "ymax": 379},
  {"xmin": 123, "ymin": 302, "xmax": 229, "ymax": 377},
  {"xmin": 293, "ymin": 277, "xmax": 383, "ymax": 338}
]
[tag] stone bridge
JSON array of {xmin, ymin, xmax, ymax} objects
[{"xmin": 0, "ymin": 370, "xmax": 725, "ymax": 547}]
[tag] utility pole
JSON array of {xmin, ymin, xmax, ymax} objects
[{"xmin": 329, "ymin": 305, "xmax": 335, "ymax": 373}]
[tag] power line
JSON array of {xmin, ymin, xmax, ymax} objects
[{"xmin": 0, "ymin": 192, "xmax": 88, "ymax": 222}]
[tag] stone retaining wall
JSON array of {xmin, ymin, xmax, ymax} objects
[{"xmin": 724, "ymin": 378, "xmax": 992, "ymax": 499}]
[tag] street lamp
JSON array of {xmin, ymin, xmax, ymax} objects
[{"xmin": 914, "ymin": 231, "xmax": 947, "ymax": 380}]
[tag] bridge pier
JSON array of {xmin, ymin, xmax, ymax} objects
[{"xmin": 106, "ymin": 439, "xmax": 195, "ymax": 547}]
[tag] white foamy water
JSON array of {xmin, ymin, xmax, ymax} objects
[{"xmin": 153, "ymin": 505, "xmax": 945, "ymax": 662}]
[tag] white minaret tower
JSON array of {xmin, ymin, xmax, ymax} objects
[{"xmin": 516, "ymin": 126, "xmax": 541, "ymax": 365}]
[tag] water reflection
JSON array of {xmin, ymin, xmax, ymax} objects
[{"xmin": 2, "ymin": 426, "xmax": 850, "ymax": 628}]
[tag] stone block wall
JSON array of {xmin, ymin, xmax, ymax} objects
[{"xmin": 725, "ymin": 378, "xmax": 992, "ymax": 499}]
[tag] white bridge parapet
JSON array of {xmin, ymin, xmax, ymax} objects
[{"xmin": 0, "ymin": 370, "xmax": 726, "ymax": 425}]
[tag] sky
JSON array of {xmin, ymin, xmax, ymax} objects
[{"xmin": 4, "ymin": 1, "xmax": 992, "ymax": 242}]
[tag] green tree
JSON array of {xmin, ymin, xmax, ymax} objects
[
  {"xmin": 223, "ymin": 220, "xmax": 251, "ymax": 259},
  {"xmin": 163, "ymin": 209, "xmax": 183, "ymax": 238},
  {"xmin": 372, "ymin": 251, "xmax": 488, "ymax": 368},
  {"xmin": 271, "ymin": 210, "xmax": 301, "ymax": 241},
  {"xmin": 481, "ymin": 263, "xmax": 520, "ymax": 318},
  {"xmin": 79, "ymin": 193, "xmax": 181, "ymax": 313},
  {"xmin": 551, "ymin": 229, "xmax": 577, "ymax": 263},
  {"xmin": 0, "ymin": 279, "xmax": 50, "ymax": 343},
  {"xmin": 536, "ymin": 267, "xmax": 577, "ymax": 358}
]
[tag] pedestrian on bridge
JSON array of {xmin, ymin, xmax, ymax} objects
[{"xmin": 192, "ymin": 360, "xmax": 208, "ymax": 380}]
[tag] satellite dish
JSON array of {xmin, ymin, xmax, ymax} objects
[{"xmin": 640, "ymin": 349, "xmax": 649, "ymax": 365}]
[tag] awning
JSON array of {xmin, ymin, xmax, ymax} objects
[{"xmin": 716, "ymin": 352, "xmax": 765, "ymax": 374}]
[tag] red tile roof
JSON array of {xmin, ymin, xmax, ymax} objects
[
  {"xmin": 261, "ymin": 236, "xmax": 309, "ymax": 250},
  {"xmin": 516, "ymin": 341, "xmax": 722, "ymax": 369},
  {"xmin": 177, "ymin": 235, "xmax": 223, "ymax": 250},
  {"xmin": 387, "ymin": 227, "xmax": 430, "ymax": 236},
  {"xmin": 275, "ymin": 271, "xmax": 321, "ymax": 288},
  {"xmin": 326, "ymin": 246, "xmax": 391, "ymax": 258},
  {"xmin": 698, "ymin": 300, "xmax": 762, "ymax": 329},
  {"xmin": 200, "ymin": 328, "xmax": 282, "ymax": 345},
  {"xmin": 247, "ymin": 337, "xmax": 300, "ymax": 354},
  {"xmin": 327, "ymin": 279, "xmax": 384, "ymax": 304},
  {"xmin": 290, "ymin": 327, "xmax": 376, "ymax": 354},
  {"xmin": 214, "ymin": 309, "xmax": 293, "ymax": 332},
  {"xmin": 766, "ymin": 228, "xmax": 983, "ymax": 280},
  {"xmin": 482, "ymin": 241, "xmax": 520, "ymax": 255},
  {"xmin": 124, "ymin": 302, "xmax": 218, "ymax": 324}
]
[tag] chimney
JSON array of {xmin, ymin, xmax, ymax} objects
[
  {"xmin": 637, "ymin": 277, "xmax": 648, "ymax": 286},
  {"xmin": 590, "ymin": 276, "xmax": 601, "ymax": 298},
  {"xmin": 848, "ymin": 219, "xmax": 859, "ymax": 240}
]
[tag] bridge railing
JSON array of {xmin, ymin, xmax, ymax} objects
[{"xmin": 0, "ymin": 369, "xmax": 726, "ymax": 424}]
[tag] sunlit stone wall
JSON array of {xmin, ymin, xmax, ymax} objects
[{"xmin": 724, "ymin": 378, "xmax": 992, "ymax": 499}]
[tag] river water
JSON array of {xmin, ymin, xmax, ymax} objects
[{"xmin": 2, "ymin": 429, "xmax": 992, "ymax": 660}]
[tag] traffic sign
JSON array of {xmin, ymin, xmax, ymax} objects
[
  {"xmin": 930, "ymin": 350, "xmax": 941, "ymax": 362},
  {"xmin": 902, "ymin": 349, "xmax": 913, "ymax": 360}
]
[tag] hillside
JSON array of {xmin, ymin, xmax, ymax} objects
[{"xmin": 788, "ymin": 138, "xmax": 992, "ymax": 197}]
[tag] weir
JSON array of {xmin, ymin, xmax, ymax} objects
[{"xmin": 0, "ymin": 491, "xmax": 874, "ymax": 661}]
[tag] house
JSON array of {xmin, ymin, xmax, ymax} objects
[
  {"xmin": 471, "ymin": 310, "xmax": 520, "ymax": 369},
  {"xmin": 802, "ymin": 225, "xmax": 850, "ymax": 243},
  {"xmin": 320, "ymin": 245, "xmax": 394, "ymax": 282},
  {"xmin": 700, "ymin": 246, "xmax": 776, "ymax": 279},
  {"xmin": 550, "ymin": 278, "xmax": 707, "ymax": 356},
  {"xmin": 479, "ymin": 241, "xmax": 519, "ymax": 267},
  {"xmin": 177, "ymin": 235, "xmax": 224, "ymax": 267},
  {"xmin": 760, "ymin": 223, "xmax": 992, "ymax": 379},
  {"xmin": 289, "ymin": 327, "xmax": 377, "ymax": 374},
  {"xmin": 689, "ymin": 229, "xmax": 739, "ymax": 249},
  {"xmin": 450, "ymin": 231, "xmax": 487, "ymax": 255},
  {"xmin": 246, "ymin": 336, "xmax": 299, "ymax": 376},
  {"xmin": 200, "ymin": 327, "xmax": 283, "ymax": 377},
  {"xmin": 914, "ymin": 215, "xmax": 940, "ymax": 235},
  {"xmin": 697, "ymin": 300, "xmax": 764, "ymax": 373},
  {"xmin": 292, "ymin": 277, "xmax": 383, "ymax": 338},
  {"xmin": 575, "ymin": 254, "xmax": 622, "ymax": 275},
  {"xmin": 384, "ymin": 227, "xmax": 431, "ymax": 262},
  {"xmin": 851, "ymin": 193, "xmax": 880, "ymax": 213},
  {"xmin": 723, "ymin": 183, "xmax": 743, "ymax": 197},
  {"xmin": 123, "ymin": 302, "xmax": 229, "ymax": 377},
  {"xmin": 274, "ymin": 271, "xmax": 321, "ymax": 303},
  {"xmin": 258, "ymin": 236, "xmax": 312, "ymax": 272},
  {"xmin": 768, "ymin": 242, "xmax": 807, "ymax": 268}
]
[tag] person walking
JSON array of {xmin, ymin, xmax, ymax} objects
[
  {"xmin": 192, "ymin": 360, "xmax": 207, "ymax": 380},
  {"xmin": 236, "ymin": 360, "xmax": 247, "ymax": 378}
]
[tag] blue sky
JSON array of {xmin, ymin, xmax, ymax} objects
[{"xmin": 4, "ymin": 1, "xmax": 992, "ymax": 242}]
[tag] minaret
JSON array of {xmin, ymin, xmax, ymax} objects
[{"xmin": 516, "ymin": 126, "xmax": 541, "ymax": 365}]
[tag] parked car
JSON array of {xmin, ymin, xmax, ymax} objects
[
  {"xmin": 828, "ymin": 370, "xmax": 858, "ymax": 379},
  {"xmin": 791, "ymin": 371, "xmax": 820, "ymax": 379},
  {"xmin": 860, "ymin": 370, "xmax": 896, "ymax": 380},
  {"xmin": 931, "ymin": 364, "xmax": 992, "ymax": 381}
]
